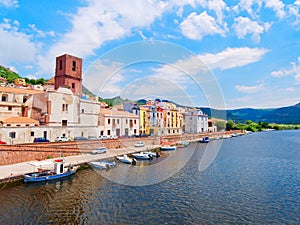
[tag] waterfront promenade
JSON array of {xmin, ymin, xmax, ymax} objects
[{"xmin": 0, "ymin": 144, "xmax": 159, "ymax": 184}]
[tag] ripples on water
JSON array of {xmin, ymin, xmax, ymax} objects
[{"xmin": 0, "ymin": 130, "xmax": 299, "ymax": 224}]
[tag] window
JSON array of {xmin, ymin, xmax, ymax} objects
[
  {"xmin": 107, "ymin": 130, "xmax": 111, "ymax": 135},
  {"xmin": 62, "ymin": 120, "xmax": 67, "ymax": 126},
  {"xmin": 59, "ymin": 60, "xmax": 62, "ymax": 70},
  {"xmin": 62, "ymin": 104, "xmax": 68, "ymax": 112},
  {"xmin": 31, "ymin": 131, "xmax": 34, "ymax": 137},
  {"xmin": 8, "ymin": 106, "xmax": 12, "ymax": 111},
  {"xmin": 72, "ymin": 83, "xmax": 75, "ymax": 89},
  {"xmin": 2, "ymin": 95, "xmax": 7, "ymax": 102},
  {"xmin": 81, "ymin": 109, "xmax": 84, "ymax": 113},
  {"xmin": 72, "ymin": 61, "xmax": 76, "ymax": 71},
  {"xmin": 23, "ymin": 96, "xmax": 27, "ymax": 103},
  {"xmin": 43, "ymin": 131, "xmax": 47, "ymax": 138},
  {"xmin": 9, "ymin": 132, "xmax": 16, "ymax": 138},
  {"xmin": 108, "ymin": 119, "xmax": 111, "ymax": 124}
]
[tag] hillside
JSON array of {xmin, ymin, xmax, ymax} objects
[{"xmin": 0, "ymin": 65, "xmax": 20, "ymax": 83}]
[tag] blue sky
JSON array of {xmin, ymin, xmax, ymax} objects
[{"xmin": 1, "ymin": 0, "xmax": 300, "ymax": 109}]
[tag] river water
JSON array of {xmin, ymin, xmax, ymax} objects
[{"xmin": 0, "ymin": 130, "xmax": 299, "ymax": 224}]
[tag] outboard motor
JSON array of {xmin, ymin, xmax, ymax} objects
[{"xmin": 132, "ymin": 158, "xmax": 137, "ymax": 165}]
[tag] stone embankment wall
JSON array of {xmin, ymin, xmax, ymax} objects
[{"xmin": 0, "ymin": 131, "xmax": 242, "ymax": 166}]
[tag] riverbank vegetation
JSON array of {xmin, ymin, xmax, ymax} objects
[{"xmin": 225, "ymin": 120, "xmax": 300, "ymax": 132}]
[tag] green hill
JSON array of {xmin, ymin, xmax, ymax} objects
[{"xmin": 0, "ymin": 65, "xmax": 20, "ymax": 83}]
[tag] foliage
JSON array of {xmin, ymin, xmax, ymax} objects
[
  {"xmin": 0, "ymin": 65, "xmax": 20, "ymax": 83},
  {"xmin": 0, "ymin": 65, "xmax": 48, "ymax": 85},
  {"xmin": 99, "ymin": 96, "xmax": 131, "ymax": 107},
  {"xmin": 214, "ymin": 120, "xmax": 226, "ymax": 131},
  {"xmin": 226, "ymin": 120, "xmax": 300, "ymax": 132}
]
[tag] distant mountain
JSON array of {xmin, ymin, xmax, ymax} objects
[
  {"xmin": 225, "ymin": 103, "xmax": 300, "ymax": 124},
  {"xmin": 136, "ymin": 98, "xmax": 300, "ymax": 124}
]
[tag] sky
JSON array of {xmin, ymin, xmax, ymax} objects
[{"xmin": 1, "ymin": 0, "xmax": 300, "ymax": 109}]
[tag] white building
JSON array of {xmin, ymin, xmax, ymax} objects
[
  {"xmin": 99, "ymin": 109, "xmax": 139, "ymax": 137},
  {"xmin": 184, "ymin": 109, "xmax": 208, "ymax": 133}
]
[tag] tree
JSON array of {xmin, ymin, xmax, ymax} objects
[
  {"xmin": 215, "ymin": 121, "xmax": 226, "ymax": 131},
  {"xmin": 226, "ymin": 120, "xmax": 235, "ymax": 131}
]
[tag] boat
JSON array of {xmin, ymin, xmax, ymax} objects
[
  {"xmin": 132, "ymin": 152, "xmax": 153, "ymax": 160},
  {"xmin": 199, "ymin": 137, "xmax": 210, "ymax": 143},
  {"xmin": 143, "ymin": 151, "xmax": 160, "ymax": 158},
  {"xmin": 134, "ymin": 141, "xmax": 145, "ymax": 147},
  {"xmin": 116, "ymin": 154, "xmax": 136, "ymax": 165},
  {"xmin": 160, "ymin": 145, "xmax": 177, "ymax": 151},
  {"xmin": 90, "ymin": 147, "xmax": 107, "ymax": 154},
  {"xmin": 90, "ymin": 160, "xmax": 116, "ymax": 169},
  {"xmin": 177, "ymin": 141, "xmax": 190, "ymax": 148},
  {"xmin": 24, "ymin": 159, "xmax": 78, "ymax": 183}
]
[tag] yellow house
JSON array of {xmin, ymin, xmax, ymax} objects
[{"xmin": 14, "ymin": 78, "xmax": 26, "ymax": 86}]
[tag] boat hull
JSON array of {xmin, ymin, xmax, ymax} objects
[
  {"xmin": 24, "ymin": 170, "xmax": 77, "ymax": 183},
  {"xmin": 160, "ymin": 146, "xmax": 177, "ymax": 151}
]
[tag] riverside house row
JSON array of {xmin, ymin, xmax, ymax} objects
[{"xmin": 0, "ymin": 54, "xmax": 211, "ymax": 144}]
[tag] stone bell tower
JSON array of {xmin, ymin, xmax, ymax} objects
[{"xmin": 55, "ymin": 54, "xmax": 82, "ymax": 96}]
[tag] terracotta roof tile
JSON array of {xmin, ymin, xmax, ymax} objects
[
  {"xmin": 1, "ymin": 117, "xmax": 39, "ymax": 124},
  {"xmin": 0, "ymin": 86, "xmax": 43, "ymax": 94}
]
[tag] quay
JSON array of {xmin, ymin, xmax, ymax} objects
[
  {"xmin": 0, "ymin": 131, "xmax": 244, "ymax": 185},
  {"xmin": 0, "ymin": 144, "xmax": 160, "ymax": 184}
]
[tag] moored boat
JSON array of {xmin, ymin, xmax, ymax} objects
[
  {"xmin": 90, "ymin": 160, "xmax": 116, "ymax": 169},
  {"xmin": 160, "ymin": 145, "xmax": 177, "ymax": 151},
  {"xmin": 116, "ymin": 154, "xmax": 136, "ymax": 165},
  {"xmin": 177, "ymin": 141, "xmax": 190, "ymax": 148},
  {"xmin": 143, "ymin": 151, "xmax": 160, "ymax": 158},
  {"xmin": 24, "ymin": 159, "xmax": 78, "ymax": 183},
  {"xmin": 132, "ymin": 152, "xmax": 153, "ymax": 160}
]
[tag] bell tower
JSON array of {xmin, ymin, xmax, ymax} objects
[{"xmin": 55, "ymin": 54, "xmax": 82, "ymax": 96}]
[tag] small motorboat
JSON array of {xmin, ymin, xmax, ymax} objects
[
  {"xmin": 90, "ymin": 147, "xmax": 107, "ymax": 154},
  {"xmin": 143, "ymin": 151, "xmax": 160, "ymax": 158},
  {"xmin": 199, "ymin": 137, "xmax": 210, "ymax": 143},
  {"xmin": 160, "ymin": 145, "xmax": 177, "ymax": 151},
  {"xmin": 177, "ymin": 141, "xmax": 190, "ymax": 148},
  {"xmin": 132, "ymin": 152, "xmax": 153, "ymax": 160},
  {"xmin": 116, "ymin": 154, "xmax": 136, "ymax": 165},
  {"xmin": 24, "ymin": 159, "xmax": 78, "ymax": 183},
  {"xmin": 90, "ymin": 160, "xmax": 116, "ymax": 169},
  {"xmin": 134, "ymin": 141, "xmax": 145, "ymax": 147}
]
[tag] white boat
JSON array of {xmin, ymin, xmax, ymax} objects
[
  {"xmin": 134, "ymin": 141, "xmax": 145, "ymax": 147},
  {"xmin": 24, "ymin": 159, "xmax": 78, "ymax": 183},
  {"xmin": 90, "ymin": 147, "xmax": 107, "ymax": 154},
  {"xmin": 160, "ymin": 145, "xmax": 177, "ymax": 151},
  {"xmin": 143, "ymin": 151, "xmax": 160, "ymax": 158},
  {"xmin": 90, "ymin": 160, "xmax": 116, "ymax": 169},
  {"xmin": 116, "ymin": 154, "xmax": 136, "ymax": 165},
  {"xmin": 132, "ymin": 152, "xmax": 153, "ymax": 160}
]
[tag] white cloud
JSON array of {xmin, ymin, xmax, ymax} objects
[
  {"xmin": 28, "ymin": 24, "xmax": 55, "ymax": 38},
  {"xmin": 236, "ymin": 0, "xmax": 285, "ymax": 19},
  {"xmin": 235, "ymin": 83, "xmax": 264, "ymax": 94},
  {"xmin": 233, "ymin": 16, "xmax": 271, "ymax": 43},
  {"xmin": 198, "ymin": 47, "xmax": 268, "ymax": 70},
  {"xmin": 83, "ymin": 60, "xmax": 125, "ymax": 97},
  {"xmin": 0, "ymin": 0, "xmax": 18, "ymax": 8},
  {"xmin": 265, "ymin": 0, "xmax": 285, "ymax": 19},
  {"xmin": 179, "ymin": 11, "xmax": 226, "ymax": 40},
  {"xmin": 271, "ymin": 57, "xmax": 300, "ymax": 83},
  {"xmin": 37, "ymin": 0, "xmax": 168, "ymax": 74},
  {"xmin": 0, "ymin": 19, "xmax": 37, "ymax": 65},
  {"xmin": 287, "ymin": 3, "xmax": 300, "ymax": 28}
]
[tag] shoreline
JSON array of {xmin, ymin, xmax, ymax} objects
[
  {"xmin": 0, "ymin": 144, "xmax": 160, "ymax": 185},
  {"xmin": 0, "ymin": 131, "xmax": 246, "ymax": 186}
]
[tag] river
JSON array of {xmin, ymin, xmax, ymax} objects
[{"xmin": 0, "ymin": 130, "xmax": 299, "ymax": 224}]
